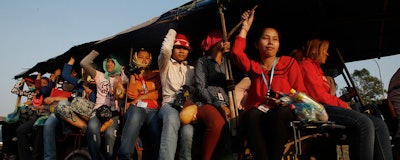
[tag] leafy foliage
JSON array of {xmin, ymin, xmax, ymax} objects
[{"xmin": 339, "ymin": 68, "xmax": 387, "ymax": 105}]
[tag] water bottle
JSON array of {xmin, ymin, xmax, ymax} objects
[{"xmin": 290, "ymin": 89, "xmax": 329, "ymax": 122}]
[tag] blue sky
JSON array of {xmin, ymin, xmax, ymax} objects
[
  {"xmin": 0, "ymin": 1, "xmax": 190, "ymax": 116},
  {"xmin": 1, "ymin": 1, "xmax": 399, "ymax": 116}
]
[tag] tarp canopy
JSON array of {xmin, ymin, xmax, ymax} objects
[{"xmin": 14, "ymin": 0, "xmax": 400, "ymax": 79}]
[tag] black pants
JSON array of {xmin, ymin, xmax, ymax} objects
[
  {"xmin": 16, "ymin": 115, "xmax": 44, "ymax": 160},
  {"xmin": 242, "ymin": 107, "xmax": 295, "ymax": 160},
  {"xmin": 1, "ymin": 122, "xmax": 19, "ymax": 156}
]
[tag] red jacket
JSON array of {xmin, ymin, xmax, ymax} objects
[
  {"xmin": 231, "ymin": 36, "xmax": 307, "ymax": 111},
  {"xmin": 299, "ymin": 58, "xmax": 349, "ymax": 108}
]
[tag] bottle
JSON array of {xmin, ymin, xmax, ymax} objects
[{"xmin": 290, "ymin": 89, "xmax": 329, "ymax": 122}]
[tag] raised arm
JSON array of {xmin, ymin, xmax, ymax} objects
[
  {"xmin": 158, "ymin": 29, "xmax": 176, "ymax": 71},
  {"xmin": 80, "ymin": 50, "xmax": 99, "ymax": 78},
  {"xmin": 231, "ymin": 10, "xmax": 256, "ymax": 74},
  {"xmin": 62, "ymin": 57, "xmax": 79, "ymax": 86}
]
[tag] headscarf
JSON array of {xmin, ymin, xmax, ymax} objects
[
  {"xmin": 132, "ymin": 48, "xmax": 152, "ymax": 68},
  {"xmin": 24, "ymin": 75, "xmax": 36, "ymax": 84},
  {"xmin": 201, "ymin": 29, "xmax": 223, "ymax": 55},
  {"xmin": 103, "ymin": 54, "xmax": 122, "ymax": 80}
]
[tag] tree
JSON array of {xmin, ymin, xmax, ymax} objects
[{"xmin": 339, "ymin": 68, "xmax": 387, "ymax": 105}]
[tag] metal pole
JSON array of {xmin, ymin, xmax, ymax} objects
[
  {"xmin": 218, "ymin": 4, "xmax": 240, "ymax": 160},
  {"xmin": 373, "ymin": 59, "xmax": 385, "ymax": 99},
  {"xmin": 336, "ymin": 48, "xmax": 365, "ymax": 106},
  {"xmin": 218, "ymin": 3, "xmax": 238, "ymax": 135}
]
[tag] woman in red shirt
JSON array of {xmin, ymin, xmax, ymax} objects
[
  {"xmin": 231, "ymin": 10, "xmax": 307, "ymax": 160},
  {"xmin": 298, "ymin": 39, "xmax": 393, "ymax": 160}
]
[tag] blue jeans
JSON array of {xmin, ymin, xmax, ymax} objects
[
  {"xmin": 158, "ymin": 103, "xmax": 193, "ymax": 160},
  {"xmin": 325, "ymin": 106, "xmax": 393, "ymax": 160},
  {"xmin": 118, "ymin": 106, "xmax": 160, "ymax": 160},
  {"xmin": 366, "ymin": 113, "xmax": 393, "ymax": 160},
  {"xmin": 43, "ymin": 113, "xmax": 60, "ymax": 160},
  {"xmin": 86, "ymin": 113, "xmax": 119, "ymax": 160},
  {"xmin": 44, "ymin": 100, "xmax": 71, "ymax": 160}
]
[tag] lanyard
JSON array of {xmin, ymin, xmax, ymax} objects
[
  {"xmin": 261, "ymin": 58, "xmax": 277, "ymax": 97},
  {"xmin": 138, "ymin": 77, "xmax": 148, "ymax": 94}
]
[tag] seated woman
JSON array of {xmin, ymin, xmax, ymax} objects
[
  {"xmin": 230, "ymin": 10, "xmax": 308, "ymax": 160},
  {"xmin": 80, "ymin": 50, "xmax": 127, "ymax": 160},
  {"xmin": 54, "ymin": 57, "xmax": 96, "ymax": 131},
  {"xmin": 16, "ymin": 71, "xmax": 54, "ymax": 160},
  {"xmin": 118, "ymin": 48, "xmax": 162, "ymax": 160},
  {"xmin": 44, "ymin": 56, "xmax": 96, "ymax": 160},
  {"xmin": 193, "ymin": 29, "xmax": 233, "ymax": 160},
  {"xmin": 297, "ymin": 38, "xmax": 393, "ymax": 160},
  {"xmin": 2, "ymin": 75, "xmax": 38, "ymax": 159}
]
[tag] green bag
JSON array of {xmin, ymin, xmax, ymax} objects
[
  {"xmin": 33, "ymin": 115, "xmax": 48, "ymax": 128},
  {"xmin": 5, "ymin": 106, "xmax": 21, "ymax": 124}
]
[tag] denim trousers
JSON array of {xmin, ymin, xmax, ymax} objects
[
  {"xmin": 158, "ymin": 103, "xmax": 193, "ymax": 160},
  {"xmin": 43, "ymin": 113, "xmax": 60, "ymax": 160},
  {"xmin": 118, "ymin": 106, "xmax": 160, "ymax": 160},
  {"xmin": 86, "ymin": 113, "xmax": 119, "ymax": 160},
  {"xmin": 325, "ymin": 106, "xmax": 393, "ymax": 160},
  {"xmin": 44, "ymin": 100, "xmax": 71, "ymax": 160}
]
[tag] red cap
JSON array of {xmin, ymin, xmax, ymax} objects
[{"xmin": 174, "ymin": 34, "xmax": 191, "ymax": 51}]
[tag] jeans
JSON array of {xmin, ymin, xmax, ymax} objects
[
  {"xmin": 44, "ymin": 100, "xmax": 71, "ymax": 160},
  {"xmin": 158, "ymin": 103, "xmax": 193, "ymax": 160},
  {"xmin": 367, "ymin": 114, "xmax": 393, "ymax": 160},
  {"xmin": 43, "ymin": 113, "xmax": 60, "ymax": 160},
  {"xmin": 325, "ymin": 106, "xmax": 393, "ymax": 160},
  {"xmin": 86, "ymin": 113, "xmax": 119, "ymax": 160},
  {"xmin": 118, "ymin": 106, "xmax": 160, "ymax": 160}
]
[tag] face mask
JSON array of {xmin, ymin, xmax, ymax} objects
[{"xmin": 29, "ymin": 87, "xmax": 36, "ymax": 92}]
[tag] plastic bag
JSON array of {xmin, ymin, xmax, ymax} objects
[{"xmin": 293, "ymin": 102, "xmax": 318, "ymax": 123}]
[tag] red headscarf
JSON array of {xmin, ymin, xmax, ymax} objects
[{"xmin": 201, "ymin": 29, "xmax": 223, "ymax": 55}]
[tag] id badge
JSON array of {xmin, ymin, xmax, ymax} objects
[
  {"xmin": 257, "ymin": 104, "xmax": 269, "ymax": 113},
  {"xmin": 137, "ymin": 100, "xmax": 148, "ymax": 108},
  {"xmin": 217, "ymin": 92, "xmax": 224, "ymax": 101}
]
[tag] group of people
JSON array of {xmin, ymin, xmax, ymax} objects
[{"xmin": 1, "ymin": 9, "xmax": 395, "ymax": 160}]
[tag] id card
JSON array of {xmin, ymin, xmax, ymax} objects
[
  {"xmin": 137, "ymin": 100, "xmax": 148, "ymax": 108},
  {"xmin": 257, "ymin": 104, "xmax": 270, "ymax": 113},
  {"xmin": 217, "ymin": 92, "xmax": 225, "ymax": 101}
]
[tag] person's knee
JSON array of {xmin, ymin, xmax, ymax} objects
[
  {"xmin": 44, "ymin": 118, "xmax": 58, "ymax": 131},
  {"xmin": 161, "ymin": 112, "xmax": 180, "ymax": 128},
  {"xmin": 118, "ymin": 147, "xmax": 130, "ymax": 158},
  {"xmin": 87, "ymin": 123, "xmax": 101, "ymax": 135},
  {"xmin": 180, "ymin": 125, "xmax": 194, "ymax": 140}
]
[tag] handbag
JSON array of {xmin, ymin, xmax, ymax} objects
[{"xmin": 69, "ymin": 97, "xmax": 95, "ymax": 118}]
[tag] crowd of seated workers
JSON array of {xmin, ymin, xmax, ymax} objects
[{"xmin": 1, "ymin": 9, "xmax": 397, "ymax": 160}]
